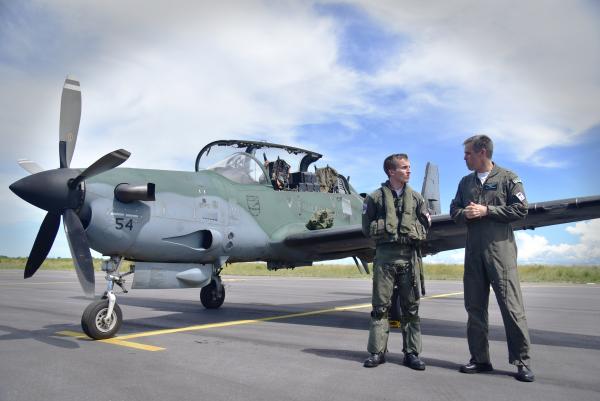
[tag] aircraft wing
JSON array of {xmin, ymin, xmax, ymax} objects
[
  {"xmin": 424, "ymin": 195, "xmax": 600, "ymax": 254},
  {"xmin": 283, "ymin": 225, "xmax": 375, "ymax": 261},
  {"xmin": 284, "ymin": 195, "xmax": 600, "ymax": 258}
]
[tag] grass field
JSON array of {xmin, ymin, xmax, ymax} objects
[{"xmin": 1, "ymin": 257, "xmax": 598, "ymax": 284}]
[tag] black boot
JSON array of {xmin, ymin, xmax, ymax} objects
[
  {"xmin": 516, "ymin": 365, "xmax": 535, "ymax": 382},
  {"xmin": 459, "ymin": 361, "xmax": 494, "ymax": 374},
  {"xmin": 403, "ymin": 353, "xmax": 426, "ymax": 371},
  {"xmin": 363, "ymin": 352, "xmax": 386, "ymax": 368}
]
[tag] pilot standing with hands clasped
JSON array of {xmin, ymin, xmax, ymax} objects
[
  {"xmin": 450, "ymin": 134, "xmax": 535, "ymax": 382},
  {"xmin": 362, "ymin": 154, "xmax": 431, "ymax": 370}
]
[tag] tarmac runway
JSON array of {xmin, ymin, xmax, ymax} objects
[{"xmin": 1, "ymin": 270, "xmax": 599, "ymax": 401}]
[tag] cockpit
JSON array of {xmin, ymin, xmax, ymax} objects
[
  {"xmin": 206, "ymin": 152, "xmax": 268, "ymax": 185},
  {"xmin": 195, "ymin": 140, "xmax": 352, "ymax": 194}
]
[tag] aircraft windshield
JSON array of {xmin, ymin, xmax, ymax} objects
[
  {"xmin": 207, "ymin": 152, "xmax": 268, "ymax": 185},
  {"xmin": 196, "ymin": 140, "xmax": 351, "ymax": 193},
  {"xmin": 195, "ymin": 140, "xmax": 322, "ymax": 173}
]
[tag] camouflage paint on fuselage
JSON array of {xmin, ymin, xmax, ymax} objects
[{"xmin": 84, "ymin": 167, "xmax": 363, "ymax": 264}]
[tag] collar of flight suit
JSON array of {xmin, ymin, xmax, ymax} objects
[{"xmin": 472, "ymin": 162, "xmax": 500, "ymax": 185}]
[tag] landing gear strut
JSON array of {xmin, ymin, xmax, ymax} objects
[{"xmin": 81, "ymin": 257, "xmax": 132, "ymax": 340}]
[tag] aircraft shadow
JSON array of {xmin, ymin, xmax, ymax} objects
[
  {"xmin": 0, "ymin": 324, "xmax": 82, "ymax": 349},
  {"xmin": 67, "ymin": 294, "xmax": 600, "ymax": 352},
  {"xmin": 5, "ymin": 294, "xmax": 597, "ymax": 353}
]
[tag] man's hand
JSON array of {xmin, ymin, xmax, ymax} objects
[{"xmin": 464, "ymin": 202, "xmax": 488, "ymax": 219}]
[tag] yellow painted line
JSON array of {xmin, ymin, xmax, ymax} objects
[
  {"xmin": 101, "ymin": 339, "xmax": 165, "ymax": 352},
  {"xmin": 115, "ymin": 291, "xmax": 463, "ymax": 341},
  {"xmin": 54, "ymin": 291, "xmax": 463, "ymax": 351},
  {"xmin": 56, "ymin": 330, "xmax": 165, "ymax": 351},
  {"xmin": 56, "ymin": 330, "xmax": 88, "ymax": 338},
  {"xmin": 426, "ymin": 291, "xmax": 464, "ymax": 299}
]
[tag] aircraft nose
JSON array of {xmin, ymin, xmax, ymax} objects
[
  {"xmin": 9, "ymin": 175, "xmax": 42, "ymax": 207},
  {"xmin": 10, "ymin": 169, "xmax": 83, "ymax": 212}
]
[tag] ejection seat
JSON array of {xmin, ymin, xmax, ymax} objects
[{"xmin": 267, "ymin": 157, "xmax": 291, "ymax": 190}]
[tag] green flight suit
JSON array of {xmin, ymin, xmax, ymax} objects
[
  {"xmin": 362, "ymin": 182, "xmax": 430, "ymax": 355},
  {"xmin": 450, "ymin": 164, "xmax": 532, "ymax": 366}
]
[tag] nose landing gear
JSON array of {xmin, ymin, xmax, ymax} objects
[{"xmin": 81, "ymin": 257, "xmax": 132, "ymax": 340}]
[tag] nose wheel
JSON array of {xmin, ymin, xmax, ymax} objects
[{"xmin": 81, "ymin": 299, "xmax": 123, "ymax": 339}]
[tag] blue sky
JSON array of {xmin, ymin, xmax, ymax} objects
[{"xmin": 1, "ymin": 0, "xmax": 599, "ymax": 264}]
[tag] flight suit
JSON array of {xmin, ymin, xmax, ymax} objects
[
  {"xmin": 450, "ymin": 164, "xmax": 531, "ymax": 366},
  {"xmin": 362, "ymin": 182, "xmax": 430, "ymax": 356}
]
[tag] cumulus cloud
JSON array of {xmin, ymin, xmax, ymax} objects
[
  {"xmin": 351, "ymin": 0, "xmax": 600, "ymax": 163},
  {"xmin": 424, "ymin": 248, "xmax": 465, "ymax": 264},
  {"xmin": 0, "ymin": 1, "xmax": 366, "ymax": 172},
  {"xmin": 424, "ymin": 220, "xmax": 600, "ymax": 265},
  {"xmin": 516, "ymin": 220, "xmax": 600, "ymax": 264},
  {"xmin": 5, "ymin": 1, "xmax": 598, "ymax": 170}
]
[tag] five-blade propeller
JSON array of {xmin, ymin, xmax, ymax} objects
[{"xmin": 9, "ymin": 76, "xmax": 131, "ymax": 297}]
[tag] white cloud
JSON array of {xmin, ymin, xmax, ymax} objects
[
  {"xmin": 423, "ymin": 220, "xmax": 600, "ymax": 265},
  {"xmin": 424, "ymin": 248, "xmax": 465, "ymax": 264},
  {"xmin": 351, "ymin": 0, "xmax": 600, "ymax": 163},
  {"xmin": 0, "ymin": 1, "xmax": 366, "ymax": 172},
  {"xmin": 516, "ymin": 220, "xmax": 600, "ymax": 264}
]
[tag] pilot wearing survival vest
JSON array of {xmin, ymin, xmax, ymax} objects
[{"xmin": 362, "ymin": 153, "xmax": 431, "ymax": 370}]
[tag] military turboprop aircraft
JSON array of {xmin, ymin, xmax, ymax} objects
[{"xmin": 10, "ymin": 77, "xmax": 600, "ymax": 340}]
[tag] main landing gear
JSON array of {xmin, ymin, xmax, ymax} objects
[
  {"xmin": 81, "ymin": 257, "xmax": 132, "ymax": 340},
  {"xmin": 200, "ymin": 276, "xmax": 225, "ymax": 309}
]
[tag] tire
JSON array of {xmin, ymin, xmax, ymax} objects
[
  {"xmin": 200, "ymin": 279, "xmax": 225, "ymax": 309},
  {"xmin": 81, "ymin": 299, "xmax": 123, "ymax": 340}
]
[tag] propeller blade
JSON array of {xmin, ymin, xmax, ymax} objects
[
  {"xmin": 59, "ymin": 76, "xmax": 81, "ymax": 168},
  {"xmin": 69, "ymin": 149, "xmax": 131, "ymax": 189},
  {"xmin": 17, "ymin": 159, "xmax": 44, "ymax": 175},
  {"xmin": 24, "ymin": 212, "xmax": 61, "ymax": 278},
  {"xmin": 63, "ymin": 209, "xmax": 95, "ymax": 297}
]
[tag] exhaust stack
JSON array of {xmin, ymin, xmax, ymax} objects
[{"xmin": 114, "ymin": 183, "xmax": 155, "ymax": 203}]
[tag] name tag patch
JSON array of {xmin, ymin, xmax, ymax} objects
[{"xmin": 483, "ymin": 182, "xmax": 498, "ymax": 190}]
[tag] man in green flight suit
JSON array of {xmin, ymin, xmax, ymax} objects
[
  {"xmin": 450, "ymin": 134, "xmax": 535, "ymax": 382},
  {"xmin": 362, "ymin": 153, "xmax": 431, "ymax": 370}
]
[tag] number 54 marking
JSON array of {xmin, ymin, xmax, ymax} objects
[{"xmin": 115, "ymin": 217, "xmax": 134, "ymax": 231}]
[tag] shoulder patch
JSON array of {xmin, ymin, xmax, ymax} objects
[{"xmin": 512, "ymin": 177, "xmax": 522, "ymax": 184}]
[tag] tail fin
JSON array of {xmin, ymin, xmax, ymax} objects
[{"xmin": 421, "ymin": 162, "xmax": 441, "ymax": 215}]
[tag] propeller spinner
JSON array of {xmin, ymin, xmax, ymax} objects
[{"xmin": 9, "ymin": 77, "xmax": 131, "ymax": 297}]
